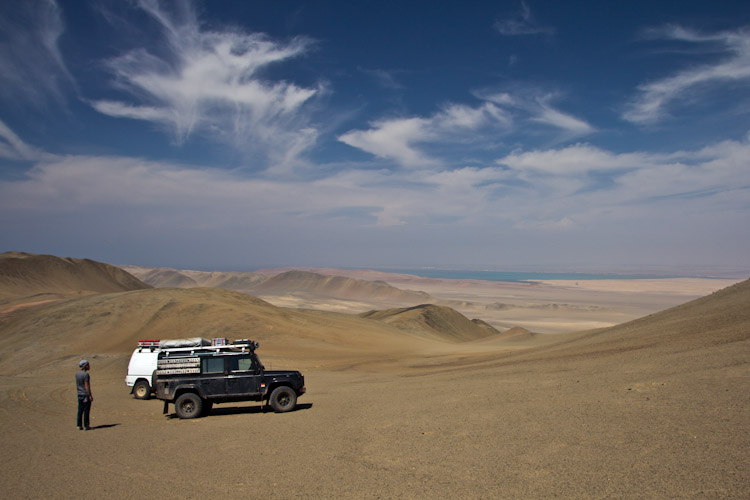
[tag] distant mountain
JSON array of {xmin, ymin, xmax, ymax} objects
[
  {"xmin": 360, "ymin": 304, "xmax": 499, "ymax": 342},
  {"xmin": 135, "ymin": 268, "xmax": 199, "ymax": 288},
  {"xmin": 248, "ymin": 270, "xmax": 431, "ymax": 303},
  {"xmin": 121, "ymin": 265, "xmax": 267, "ymax": 290},
  {"xmin": 0, "ymin": 252, "xmax": 149, "ymax": 300}
]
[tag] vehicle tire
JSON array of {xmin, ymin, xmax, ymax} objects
[
  {"xmin": 269, "ymin": 386, "xmax": 297, "ymax": 413},
  {"xmin": 133, "ymin": 380, "xmax": 151, "ymax": 400},
  {"xmin": 175, "ymin": 393, "xmax": 203, "ymax": 419}
]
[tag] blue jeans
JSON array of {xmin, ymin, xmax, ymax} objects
[{"xmin": 77, "ymin": 395, "xmax": 91, "ymax": 428}]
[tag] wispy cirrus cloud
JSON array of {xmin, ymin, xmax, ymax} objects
[
  {"xmin": 339, "ymin": 89, "xmax": 596, "ymax": 169},
  {"xmin": 497, "ymin": 140, "xmax": 750, "ymax": 221},
  {"xmin": 338, "ymin": 102, "xmax": 510, "ymax": 168},
  {"xmin": 482, "ymin": 90, "xmax": 596, "ymax": 139},
  {"xmin": 0, "ymin": 0, "xmax": 73, "ymax": 108},
  {"xmin": 531, "ymin": 95, "xmax": 596, "ymax": 136},
  {"xmin": 623, "ymin": 25, "xmax": 750, "ymax": 124},
  {"xmin": 358, "ymin": 67, "xmax": 405, "ymax": 90},
  {"xmin": 494, "ymin": 0, "xmax": 555, "ymax": 37},
  {"xmin": 90, "ymin": 0, "xmax": 321, "ymax": 171},
  {"xmin": 0, "ymin": 120, "xmax": 49, "ymax": 161}
]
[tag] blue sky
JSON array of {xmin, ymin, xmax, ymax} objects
[{"xmin": 1, "ymin": 0, "xmax": 749, "ymax": 273}]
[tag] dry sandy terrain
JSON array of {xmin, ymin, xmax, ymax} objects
[
  {"xmin": 0, "ymin": 253, "xmax": 747, "ymax": 499},
  {"xmin": 257, "ymin": 272, "xmax": 740, "ymax": 334},
  {"xmin": 123, "ymin": 263, "xmax": 741, "ymax": 334}
]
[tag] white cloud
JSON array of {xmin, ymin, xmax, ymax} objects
[
  {"xmin": 338, "ymin": 103, "xmax": 510, "ymax": 168},
  {"xmin": 89, "ymin": 100, "xmax": 174, "ymax": 122},
  {"xmin": 497, "ymin": 139, "xmax": 750, "ymax": 229},
  {"xmin": 1, "ymin": 119, "xmax": 747, "ymax": 265},
  {"xmin": 531, "ymin": 97, "xmax": 596, "ymax": 136},
  {"xmin": 624, "ymin": 26, "xmax": 750, "ymax": 124},
  {"xmin": 498, "ymin": 143, "xmax": 647, "ymax": 175},
  {"xmin": 0, "ymin": 0, "xmax": 73, "ymax": 107},
  {"xmin": 338, "ymin": 117, "xmax": 436, "ymax": 167},
  {"xmin": 90, "ymin": 0, "xmax": 320, "ymax": 170},
  {"xmin": 481, "ymin": 89, "xmax": 595, "ymax": 139},
  {"xmin": 0, "ymin": 119, "xmax": 51, "ymax": 161},
  {"xmin": 4, "ymin": 137, "xmax": 746, "ymax": 228}
]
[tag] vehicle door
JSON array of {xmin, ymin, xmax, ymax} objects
[
  {"xmin": 225, "ymin": 354, "xmax": 261, "ymax": 396},
  {"xmin": 199, "ymin": 356, "xmax": 226, "ymax": 397}
]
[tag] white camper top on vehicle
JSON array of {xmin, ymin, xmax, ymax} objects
[{"xmin": 126, "ymin": 338, "xmax": 258, "ymax": 399}]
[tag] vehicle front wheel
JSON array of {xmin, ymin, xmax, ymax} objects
[
  {"xmin": 133, "ymin": 380, "xmax": 151, "ymax": 400},
  {"xmin": 175, "ymin": 393, "xmax": 203, "ymax": 419},
  {"xmin": 269, "ymin": 386, "xmax": 297, "ymax": 413}
]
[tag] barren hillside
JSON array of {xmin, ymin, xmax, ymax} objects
[
  {"xmin": 0, "ymin": 286, "xmax": 466, "ymax": 375},
  {"xmin": 360, "ymin": 304, "xmax": 499, "ymax": 342},
  {"xmin": 0, "ymin": 252, "xmax": 149, "ymax": 302},
  {"xmin": 0, "ymin": 257, "xmax": 747, "ymax": 499},
  {"xmin": 121, "ymin": 265, "xmax": 267, "ymax": 290},
  {"xmin": 248, "ymin": 270, "xmax": 431, "ymax": 302}
]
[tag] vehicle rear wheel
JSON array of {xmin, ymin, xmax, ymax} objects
[
  {"xmin": 133, "ymin": 380, "xmax": 151, "ymax": 400},
  {"xmin": 269, "ymin": 386, "xmax": 297, "ymax": 413},
  {"xmin": 175, "ymin": 393, "xmax": 203, "ymax": 419}
]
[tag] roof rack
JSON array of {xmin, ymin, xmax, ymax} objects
[{"xmin": 136, "ymin": 338, "xmax": 259, "ymax": 354}]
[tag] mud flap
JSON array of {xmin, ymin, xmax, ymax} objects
[{"xmin": 163, "ymin": 401, "xmax": 169, "ymax": 414}]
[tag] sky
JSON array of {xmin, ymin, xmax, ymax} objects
[{"xmin": 0, "ymin": 0, "xmax": 749, "ymax": 274}]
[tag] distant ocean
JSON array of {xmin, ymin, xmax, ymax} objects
[{"xmin": 373, "ymin": 269, "xmax": 682, "ymax": 283}]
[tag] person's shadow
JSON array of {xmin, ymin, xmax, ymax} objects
[{"xmin": 87, "ymin": 424, "xmax": 120, "ymax": 430}]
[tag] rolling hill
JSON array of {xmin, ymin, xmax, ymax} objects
[
  {"xmin": 246, "ymin": 270, "xmax": 431, "ymax": 303},
  {"xmin": 121, "ymin": 265, "xmax": 267, "ymax": 290},
  {"xmin": 360, "ymin": 304, "xmax": 499, "ymax": 342},
  {"xmin": 123, "ymin": 266, "xmax": 431, "ymax": 305},
  {"xmin": 0, "ymin": 252, "xmax": 150, "ymax": 301},
  {"xmin": 0, "ymin": 289, "xmax": 473, "ymax": 376}
]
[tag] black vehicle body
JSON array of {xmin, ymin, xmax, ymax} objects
[{"xmin": 154, "ymin": 344, "xmax": 305, "ymax": 418}]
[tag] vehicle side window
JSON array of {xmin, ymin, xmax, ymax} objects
[
  {"xmin": 202, "ymin": 357, "xmax": 224, "ymax": 374},
  {"xmin": 228, "ymin": 355, "xmax": 254, "ymax": 372}
]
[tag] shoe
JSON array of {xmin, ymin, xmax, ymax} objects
[
  {"xmin": 77, "ymin": 426, "xmax": 83, "ymax": 430},
  {"xmin": 84, "ymin": 427, "xmax": 92, "ymax": 431}
]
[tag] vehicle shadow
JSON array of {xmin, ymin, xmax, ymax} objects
[
  {"xmin": 165, "ymin": 402, "xmax": 313, "ymax": 419},
  {"xmin": 210, "ymin": 402, "xmax": 313, "ymax": 416}
]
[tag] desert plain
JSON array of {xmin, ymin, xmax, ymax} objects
[{"xmin": 0, "ymin": 252, "xmax": 748, "ymax": 499}]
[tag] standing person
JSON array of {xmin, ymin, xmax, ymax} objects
[{"xmin": 76, "ymin": 360, "xmax": 93, "ymax": 430}]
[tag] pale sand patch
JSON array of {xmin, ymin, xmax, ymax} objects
[
  {"xmin": 531, "ymin": 277, "xmax": 741, "ymax": 295},
  {"xmin": 387, "ymin": 276, "xmax": 741, "ymax": 333}
]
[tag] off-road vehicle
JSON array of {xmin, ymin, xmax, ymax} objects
[{"xmin": 153, "ymin": 340, "xmax": 306, "ymax": 418}]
